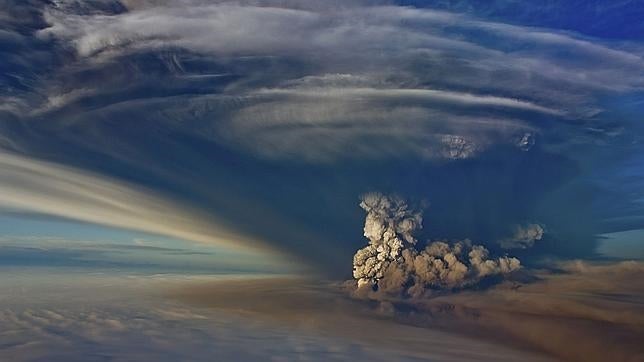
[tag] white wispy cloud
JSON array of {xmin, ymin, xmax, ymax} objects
[
  {"xmin": 31, "ymin": 1, "xmax": 643, "ymax": 162},
  {"xmin": 257, "ymin": 87, "xmax": 562, "ymax": 115}
]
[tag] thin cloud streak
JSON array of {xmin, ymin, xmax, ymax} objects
[
  {"xmin": 258, "ymin": 87, "xmax": 563, "ymax": 115},
  {"xmin": 31, "ymin": 1, "xmax": 644, "ymax": 163}
]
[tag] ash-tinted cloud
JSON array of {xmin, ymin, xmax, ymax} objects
[
  {"xmin": 175, "ymin": 260, "xmax": 644, "ymax": 362},
  {"xmin": 352, "ymin": 193, "xmax": 521, "ymax": 297},
  {"xmin": 0, "ymin": 270, "xmax": 551, "ymax": 362}
]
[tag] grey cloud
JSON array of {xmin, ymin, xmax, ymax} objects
[
  {"xmin": 0, "ymin": 271, "xmax": 548, "ymax": 362},
  {"xmin": 363, "ymin": 259, "xmax": 644, "ymax": 362},
  {"xmin": 43, "ymin": 3, "xmax": 644, "ymax": 95},
  {"xmin": 32, "ymin": 87, "xmax": 96, "ymax": 114},
  {"xmin": 212, "ymin": 87, "xmax": 538, "ymax": 161},
  {"xmin": 352, "ymin": 193, "xmax": 521, "ymax": 297},
  {"xmin": 499, "ymin": 223, "xmax": 545, "ymax": 249},
  {"xmin": 176, "ymin": 261, "xmax": 644, "ymax": 362},
  {"xmin": 27, "ymin": 0, "xmax": 644, "ymax": 162},
  {"xmin": 256, "ymin": 87, "xmax": 562, "ymax": 115}
]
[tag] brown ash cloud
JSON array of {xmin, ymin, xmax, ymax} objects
[{"xmin": 352, "ymin": 193, "xmax": 521, "ymax": 297}]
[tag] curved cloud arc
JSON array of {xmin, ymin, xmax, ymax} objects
[
  {"xmin": 256, "ymin": 87, "xmax": 563, "ymax": 115},
  {"xmin": 30, "ymin": 0, "xmax": 644, "ymax": 165}
]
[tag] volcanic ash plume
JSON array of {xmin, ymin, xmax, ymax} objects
[
  {"xmin": 353, "ymin": 193, "xmax": 521, "ymax": 297},
  {"xmin": 499, "ymin": 223, "xmax": 544, "ymax": 249}
]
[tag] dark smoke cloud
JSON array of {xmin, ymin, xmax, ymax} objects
[
  {"xmin": 498, "ymin": 223, "xmax": 545, "ymax": 249},
  {"xmin": 353, "ymin": 193, "xmax": 521, "ymax": 297}
]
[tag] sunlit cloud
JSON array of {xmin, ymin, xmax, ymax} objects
[{"xmin": 0, "ymin": 151, "xmax": 284, "ymax": 260}]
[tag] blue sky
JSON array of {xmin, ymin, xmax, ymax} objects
[{"xmin": 0, "ymin": 215, "xmax": 291, "ymax": 273}]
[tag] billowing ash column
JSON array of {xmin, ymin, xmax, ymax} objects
[
  {"xmin": 352, "ymin": 193, "xmax": 422, "ymax": 288},
  {"xmin": 352, "ymin": 193, "xmax": 521, "ymax": 297}
]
